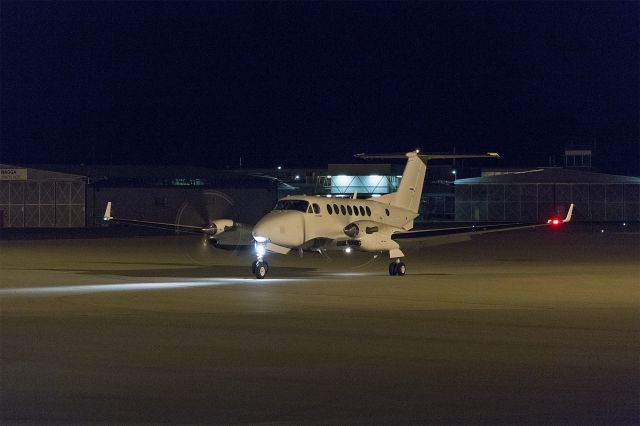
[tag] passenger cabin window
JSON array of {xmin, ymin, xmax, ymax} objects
[
  {"xmin": 312, "ymin": 203, "xmax": 320, "ymax": 214},
  {"xmin": 307, "ymin": 205, "xmax": 313, "ymax": 214},
  {"xmin": 359, "ymin": 206, "xmax": 365, "ymax": 216},
  {"xmin": 347, "ymin": 205, "xmax": 353, "ymax": 215},
  {"xmin": 333, "ymin": 203, "xmax": 339, "ymax": 213},
  {"xmin": 354, "ymin": 206, "xmax": 359, "ymax": 216},
  {"xmin": 385, "ymin": 208, "xmax": 390, "ymax": 216},
  {"xmin": 274, "ymin": 200, "xmax": 310, "ymax": 212},
  {"xmin": 340, "ymin": 205, "xmax": 347, "ymax": 215},
  {"xmin": 366, "ymin": 206, "xmax": 371, "ymax": 216},
  {"xmin": 327, "ymin": 204, "xmax": 333, "ymax": 215}
]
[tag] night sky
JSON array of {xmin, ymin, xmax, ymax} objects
[{"xmin": 1, "ymin": 1, "xmax": 638, "ymax": 173}]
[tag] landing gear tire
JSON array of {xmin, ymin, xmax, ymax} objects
[
  {"xmin": 396, "ymin": 262, "xmax": 406, "ymax": 276},
  {"xmin": 251, "ymin": 260, "xmax": 258, "ymax": 274},
  {"xmin": 255, "ymin": 261, "xmax": 269, "ymax": 279},
  {"xmin": 389, "ymin": 261, "xmax": 406, "ymax": 276},
  {"xmin": 389, "ymin": 262, "xmax": 397, "ymax": 276}
]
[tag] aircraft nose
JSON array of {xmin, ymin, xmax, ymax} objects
[
  {"xmin": 252, "ymin": 212, "xmax": 305, "ymax": 248},
  {"xmin": 252, "ymin": 215, "xmax": 278, "ymax": 243}
]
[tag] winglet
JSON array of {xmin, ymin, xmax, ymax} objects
[
  {"xmin": 563, "ymin": 203, "xmax": 574, "ymax": 223},
  {"xmin": 103, "ymin": 202, "xmax": 112, "ymax": 221}
]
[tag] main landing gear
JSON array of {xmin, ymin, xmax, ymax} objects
[
  {"xmin": 389, "ymin": 259, "xmax": 406, "ymax": 276},
  {"xmin": 252, "ymin": 260, "xmax": 269, "ymax": 279}
]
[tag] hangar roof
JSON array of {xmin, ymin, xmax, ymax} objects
[
  {"xmin": 0, "ymin": 164, "xmax": 85, "ymax": 181},
  {"xmin": 454, "ymin": 168, "xmax": 640, "ymax": 184},
  {"xmin": 15, "ymin": 164, "xmax": 278, "ymax": 188}
]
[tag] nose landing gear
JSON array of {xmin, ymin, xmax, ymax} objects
[
  {"xmin": 253, "ymin": 260, "xmax": 269, "ymax": 279},
  {"xmin": 253, "ymin": 242, "xmax": 269, "ymax": 279},
  {"xmin": 389, "ymin": 259, "xmax": 406, "ymax": 276}
]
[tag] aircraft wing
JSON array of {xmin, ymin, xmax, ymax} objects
[
  {"xmin": 102, "ymin": 202, "xmax": 205, "ymax": 235},
  {"xmin": 393, "ymin": 204, "xmax": 574, "ymax": 244},
  {"xmin": 103, "ymin": 201, "xmax": 256, "ymax": 251}
]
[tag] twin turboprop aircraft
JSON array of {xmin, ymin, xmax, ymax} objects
[{"xmin": 104, "ymin": 151, "xmax": 573, "ymax": 278}]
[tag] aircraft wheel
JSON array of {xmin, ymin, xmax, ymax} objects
[
  {"xmin": 388, "ymin": 262, "xmax": 398, "ymax": 276},
  {"xmin": 255, "ymin": 261, "xmax": 269, "ymax": 279},
  {"xmin": 396, "ymin": 262, "xmax": 406, "ymax": 276}
]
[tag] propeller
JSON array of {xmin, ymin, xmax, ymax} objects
[{"xmin": 175, "ymin": 191, "xmax": 253, "ymax": 263}]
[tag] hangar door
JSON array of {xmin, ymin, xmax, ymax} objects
[{"xmin": 0, "ymin": 180, "xmax": 85, "ymax": 228}]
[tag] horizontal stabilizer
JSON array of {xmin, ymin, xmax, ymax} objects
[{"xmin": 355, "ymin": 152, "xmax": 499, "ymax": 160}]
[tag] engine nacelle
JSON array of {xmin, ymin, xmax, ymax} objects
[
  {"xmin": 343, "ymin": 220, "xmax": 383, "ymax": 238},
  {"xmin": 342, "ymin": 221, "xmax": 400, "ymax": 253},
  {"xmin": 356, "ymin": 232, "xmax": 400, "ymax": 252},
  {"xmin": 203, "ymin": 219, "xmax": 235, "ymax": 235}
]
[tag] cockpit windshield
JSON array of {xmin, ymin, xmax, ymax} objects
[{"xmin": 273, "ymin": 199, "xmax": 309, "ymax": 212}]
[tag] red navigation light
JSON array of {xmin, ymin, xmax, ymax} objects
[{"xmin": 551, "ymin": 218, "xmax": 560, "ymax": 226}]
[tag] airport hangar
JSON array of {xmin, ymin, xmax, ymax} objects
[
  {"xmin": 454, "ymin": 167, "xmax": 640, "ymax": 223},
  {"xmin": 1, "ymin": 160, "xmax": 638, "ymax": 228},
  {"xmin": 0, "ymin": 164, "xmax": 278, "ymax": 228}
]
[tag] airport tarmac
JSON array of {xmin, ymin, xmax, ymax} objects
[{"xmin": 1, "ymin": 224, "xmax": 639, "ymax": 424}]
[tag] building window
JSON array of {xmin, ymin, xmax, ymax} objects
[
  {"xmin": 340, "ymin": 205, "xmax": 347, "ymax": 215},
  {"xmin": 327, "ymin": 204, "xmax": 333, "ymax": 215}
]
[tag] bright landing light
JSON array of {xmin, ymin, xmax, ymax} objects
[
  {"xmin": 254, "ymin": 236, "xmax": 267, "ymax": 243},
  {"xmin": 345, "ymin": 247, "xmax": 352, "ymax": 254}
]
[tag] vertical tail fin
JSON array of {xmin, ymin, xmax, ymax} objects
[
  {"xmin": 356, "ymin": 151, "xmax": 500, "ymax": 214},
  {"xmin": 384, "ymin": 152, "xmax": 426, "ymax": 213}
]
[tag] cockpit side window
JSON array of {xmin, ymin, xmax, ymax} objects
[
  {"xmin": 273, "ymin": 199, "xmax": 310, "ymax": 212},
  {"xmin": 312, "ymin": 203, "xmax": 320, "ymax": 214}
]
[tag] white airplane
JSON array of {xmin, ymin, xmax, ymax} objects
[{"xmin": 104, "ymin": 151, "xmax": 574, "ymax": 279}]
